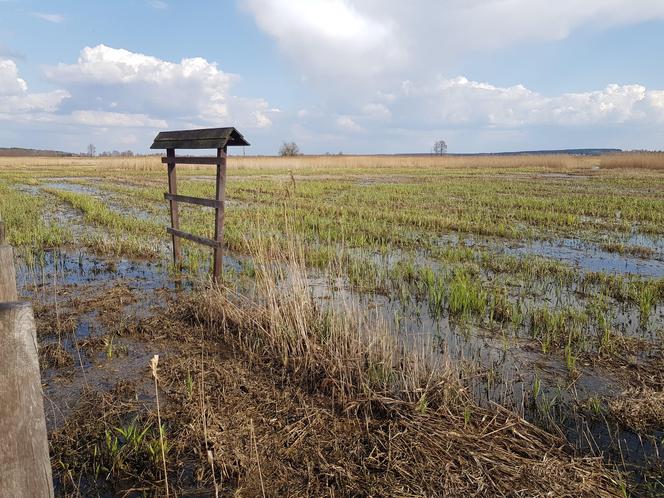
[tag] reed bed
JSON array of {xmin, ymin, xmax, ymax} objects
[
  {"xmin": 4, "ymin": 150, "xmax": 663, "ymax": 174},
  {"xmin": 176, "ymin": 238, "xmax": 623, "ymax": 496},
  {"xmin": 600, "ymin": 152, "xmax": 664, "ymax": 170},
  {"xmin": 0, "ymin": 152, "xmax": 596, "ymax": 173}
]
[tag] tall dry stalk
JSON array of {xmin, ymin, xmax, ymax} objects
[
  {"xmin": 250, "ymin": 419, "xmax": 266, "ymax": 498},
  {"xmin": 199, "ymin": 328, "xmax": 219, "ymax": 498},
  {"xmin": 149, "ymin": 354, "xmax": 169, "ymax": 497}
]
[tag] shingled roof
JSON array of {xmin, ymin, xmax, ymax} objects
[{"xmin": 150, "ymin": 127, "xmax": 250, "ymax": 149}]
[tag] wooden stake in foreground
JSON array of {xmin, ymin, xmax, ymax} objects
[
  {"xmin": 0, "ymin": 302, "xmax": 54, "ymax": 498},
  {"xmin": 0, "ymin": 221, "xmax": 18, "ymax": 301},
  {"xmin": 0, "ymin": 221, "xmax": 53, "ymax": 497},
  {"xmin": 150, "ymin": 127, "xmax": 250, "ymax": 282}
]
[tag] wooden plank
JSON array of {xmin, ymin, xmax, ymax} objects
[
  {"xmin": 166, "ymin": 148, "xmax": 181, "ymax": 266},
  {"xmin": 212, "ymin": 146, "xmax": 228, "ymax": 281},
  {"xmin": 0, "ymin": 221, "xmax": 18, "ymax": 302},
  {"xmin": 0, "ymin": 302, "xmax": 55, "ymax": 498},
  {"xmin": 151, "ymin": 138, "xmax": 234, "ymax": 150},
  {"xmin": 167, "ymin": 228, "xmax": 222, "ymax": 249},
  {"xmin": 164, "ymin": 193, "xmax": 222, "ymax": 208},
  {"xmin": 150, "ymin": 127, "xmax": 249, "ymax": 148},
  {"xmin": 154, "ymin": 127, "xmax": 234, "ymax": 141},
  {"xmin": 160, "ymin": 156, "xmax": 224, "ymax": 165}
]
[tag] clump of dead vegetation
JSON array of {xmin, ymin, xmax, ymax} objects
[
  {"xmin": 607, "ymin": 388, "xmax": 664, "ymax": 433},
  {"xmin": 39, "ymin": 342, "xmax": 74, "ymax": 370}
]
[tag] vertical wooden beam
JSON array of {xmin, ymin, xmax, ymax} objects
[
  {"xmin": 166, "ymin": 148, "xmax": 181, "ymax": 267},
  {"xmin": 0, "ymin": 302, "xmax": 54, "ymax": 498},
  {"xmin": 212, "ymin": 146, "xmax": 227, "ymax": 281},
  {"xmin": 0, "ymin": 221, "xmax": 18, "ymax": 302}
]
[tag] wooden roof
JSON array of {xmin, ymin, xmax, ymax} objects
[{"xmin": 150, "ymin": 127, "xmax": 250, "ymax": 149}]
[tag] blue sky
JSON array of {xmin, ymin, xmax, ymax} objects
[{"xmin": 1, "ymin": 0, "xmax": 664, "ymax": 154}]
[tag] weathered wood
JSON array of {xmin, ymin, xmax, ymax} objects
[
  {"xmin": 166, "ymin": 148, "xmax": 181, "ymax": 267},
  {"xmin": 166, "ymin": 228, "xmax": 222, "ymax": 249},
  {"xmin": 0, "ymin": 221, "xmax": 18, "ymax": 302},
  {"xmin": 163, "ymin": 193, "xmax": 222, "ymax": 208},
  {"xmin": 150, "ymin": 127, "xmax": 249, "ymax": 149},
  {"xmin": 212, "ymin": 147, "xmax": 228, "ymax": 281},
  {"xmin": 152, "ymin": 127, "xmax": 249, "ymax": 281},
  {"xmin": 0, "ymin": 302, "xmax": 54, "ymax": 498},
  {"xmin": 160, "ymin": 156, "xmax": 225, "ymax": 165},
  {"xmin": 152, "ymin": 138, "xmax": 246, "ymax": 150}
]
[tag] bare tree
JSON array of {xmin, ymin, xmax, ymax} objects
[
  {"xmin": 86, "ymin": 143, "xmax": 96, "ymax": 157},
  {"xmin": 432, "ymin": 140, "xmax": 448, "ymax": 155},
  {"xmin": 279, "ymin": 141, "xmax": 301, "ymax": 157}
]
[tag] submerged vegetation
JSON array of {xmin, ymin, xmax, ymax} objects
[{"xmin": 1, "ymin": 153, "xmax": 663, "ymax": 495}]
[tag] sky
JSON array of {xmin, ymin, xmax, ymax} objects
[{"xmin": 1, "ymin": 0, "xmax": 664, "ymax": 155}]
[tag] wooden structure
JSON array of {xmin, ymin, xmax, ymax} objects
[
  {"xmin": 0, "ymin": 222, "xmax": 17, "ymax": 301},
  {"xmin": 0, "ymin": 222, "xmax": 54, "ymax": 497},
  {"xmin": 150, "ymin": 127, "xmax": 249, "ymax": 281}
]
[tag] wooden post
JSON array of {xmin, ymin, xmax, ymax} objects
[
  {"xmin": 0, "ymin": 221, "xmax": 18, "ymax": 302},
  {"xmin": 166, "ymin": 148, "xmax": 181, "ymax": 267},
  {"xmin": 0, "ymin": 302, "xmax": 54, "ymax": 498},
  {"xmin": 212, "ymin": 146, "xmax": 227, "ymax": 281}
]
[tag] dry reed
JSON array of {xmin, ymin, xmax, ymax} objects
[
  {"xmin": 0, "ymin": 153, "xmax": 596, "ymax": 173},
  {"xmin": 600, "ymin": 152, "xmax": 664, "ymax": 170},
  {"xmin": 177, "ymin": 236, "xmax": 623, "ymax": 497},
  {"xmin": 608, "ymin": 388, "xmax": 664, "ymax": 433}
]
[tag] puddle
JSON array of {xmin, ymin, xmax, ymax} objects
[
  {"xmin": 624, "ymin": 233, "xmax": 664, "ymax": 254},
  {"xmin": 42, "ymin": 338, "xmax": 158, "ymax": 431},
  {"xmin": 504, "ymin": 238, "xmax": 664, "ymax": 278},
  {"xmin": 43, "ymin": 181, "xmax": 102, "ymax": 196}
]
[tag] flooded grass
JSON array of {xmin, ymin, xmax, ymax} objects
[{"xmin": 1, "ymin": 158, "xmax": 663, "ymax": 495}]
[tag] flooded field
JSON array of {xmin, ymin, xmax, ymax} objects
[{"xmin": 0, "ymin": 155, "xmax": 662, "ymax": 496}]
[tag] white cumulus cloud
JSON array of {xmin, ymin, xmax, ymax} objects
[
  {"xmin": 1, "ymin": 46, "xmax": 277, "ymax": 152},
  {"xmin": 244, "ymin": 0, "xmax": 664, "ymax": 81},
  {"xmin": 0, "ymin": 59, "xmax": 28, "ymax": 95},
  {"xmin": 45, "ymin": 45, "xmax": 275, "ymax": 128},
  {"xmin": 392, "ymin": 77, "xmax": 662, "ymax": 127},
  {"xmin": 0, "ymin": 59, "xmax": 69, "ymax": 114},
  {"xmin": 243, "ymin": 0, "xmax": 404, "ymax": 82},
  {"xmin": 340, "ymin": 76, "xmax": 664, "ymax": 128}
]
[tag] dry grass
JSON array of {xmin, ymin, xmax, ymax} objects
[
  {"xmin": 173, "ymin": 239, "xmax": 623, "ymax": 497},
  {"xmin": 600, "ymin": 152, "xmax": 664, "ymax": 170},
  {"xmin": 3, "ymin": 150, "xmax": 662, "ymax": 175},
  {"xmin": 608, "ymin": 388, "xmax": 664, "ymax": 433},
  {"xmin": 226, "ymin": 153, "xmax": 593, "ymax": 171},
  {"xmin": 0, "ymin": 152, "xmax": 596, "ymax": 174}
]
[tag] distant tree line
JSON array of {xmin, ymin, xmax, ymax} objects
[
  {"xmin": 85, "ymin": 144, "xmax": 135, "ymax": 157},
  {"xmin": 98, "ymin": 150, "xmax": 135, "ymax": 157}
]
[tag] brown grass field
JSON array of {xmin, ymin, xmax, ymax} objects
[{"xmin": 1, "ymin": 151, "xmax": 661, "ymax": 173}]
